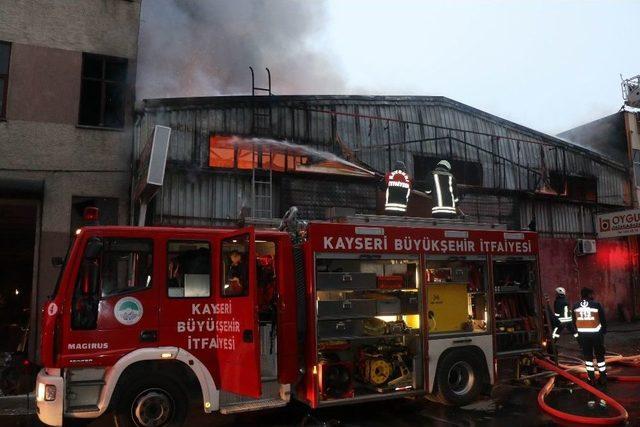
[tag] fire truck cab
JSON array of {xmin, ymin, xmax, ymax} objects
[{"xmin": 36, "ymin": 214, "xmax": 542, "ymax": 426}]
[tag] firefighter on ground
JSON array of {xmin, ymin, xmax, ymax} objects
[
  {"xmin": 426, "ymin": 160, "xmax": 458, "ymax": 218},
  {"xmin": 552, "ymin": 287, "xmax": 576, "ymax": 340},
  {"xmin": 573, "ymin": 287, "xmax": 608, "ymax": 390}
]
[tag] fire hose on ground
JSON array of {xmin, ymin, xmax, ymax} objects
[{"xmin": 533, "ymin": 354, "xmax": 640, "ymax": 425}]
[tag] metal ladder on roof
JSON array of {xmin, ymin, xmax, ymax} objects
[{"xmin": 250, "ymin": 67, "xmax": 274, "ymax": 218}]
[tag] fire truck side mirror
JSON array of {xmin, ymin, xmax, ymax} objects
[{"xmin": 85, "ymin": 237, "xmax": 103, "ymax": 260}]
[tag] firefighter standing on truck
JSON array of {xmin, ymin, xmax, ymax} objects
[
  {"xmin": 427, "ymin": 160, "xmax": 458, "ymax": 218},
  {"xmin": 552, "ymin": 287, "xmax": 575, "ymax": 340},
  {"xmin": 573, "ymin": 287, "xmax": 608, "ymax": 397}
]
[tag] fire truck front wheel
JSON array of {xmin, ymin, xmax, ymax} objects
[
  {"xmin": 113, "ymin": 374, "xmax": 188, "ymax": 427},
  {"xmin": 433, "ymin": 349, "xmax": 485, "ymax": 406}
]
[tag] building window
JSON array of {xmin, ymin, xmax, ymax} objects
[
  {"xmin": 0, "ymin": 41, "xmax": 11, "ymax": 119},
  {"xmin": 547, "ymin": 172, "xmax": 597, "ymax": 202},
  {"xmin": 78, "ymin": 53, "xmax": 127, "ymax": 128},
  {"xmin": 566, "ymin": 175, "xmax": 597, "ymax": 202},
  {"xmin": 413, "ymin": 155, "xmax": 482, "ymax": 191}
]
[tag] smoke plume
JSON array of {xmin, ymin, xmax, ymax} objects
[{"xmin": 137, "ymin": 0, "xmax": 345, "ymax": 99}]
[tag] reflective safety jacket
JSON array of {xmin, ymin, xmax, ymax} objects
[
  {"xmin": 430, "ymin": 167, "xmax": 458, "ymax": 216},
  {"xmin": 385, "ymin": 170, "xmax": 411, "ymax": 212},
  {"xmin": 554, "ymin": 295, "xmax": 572, "ymax": 325},
  {"xmin": 572, "ymin": 299, "xmax": 607, "ymax": 334}
]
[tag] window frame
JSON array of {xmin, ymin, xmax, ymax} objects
[
  {"xmin": 413, "ymin": 155, "xmax": 483, "ymax": 191},
  {"xmin": 78, "ymin": 53, "xmax": 128, "ymax": 129},
  {"xmin": 0, "ymin": 40, "xmax": 11, "ymax": 120},
  {"xmin": 97, "ymin": 237, "xmax": 154, "ymax": 299},
  {"xmin": 220, "ymin": 234, "xmax": 250, "ymax": 298},
  {"xmin": 166, "ymin": 239, "xmax": 212, "ymax": 299}
]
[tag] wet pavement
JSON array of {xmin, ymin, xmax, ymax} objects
[{"xmin": 2, "ymin": 323, "xmax": 640, "ymax": 426}]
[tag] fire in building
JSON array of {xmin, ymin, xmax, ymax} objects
[{"xmin": 135, "ymin": 94, "xmax": 640, "ymax": 319}]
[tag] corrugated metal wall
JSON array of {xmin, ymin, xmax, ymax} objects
[{"xmin": 135, "ymin": 96, "xmax": 630, "ymax": 233}]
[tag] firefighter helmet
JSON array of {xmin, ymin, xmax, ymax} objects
[
  {"xmin": 555, "ymin": 287, "xmax": 566, "ymax": 296},
  {"xmin": 437, "ymin": 160, "xmax": 452, "ymax": 170}
]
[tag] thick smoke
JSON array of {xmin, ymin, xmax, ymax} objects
[{"xmin": 137, "ymin": 0, "xmax": 345, "ymax": 99}]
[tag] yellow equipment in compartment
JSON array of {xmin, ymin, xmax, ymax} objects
[
  {"xmin": 361, "ymin": 357, "xmax": 393, "ymax": 386},
  {"xmin": 427, "ymin": 283, "xmax": 469, "ymax": 333}
]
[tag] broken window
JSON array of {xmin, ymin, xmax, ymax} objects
[
  {"xmin": 0, "ymin": 41, "xmax": 10, "ymax": 119},
  {"xmin": 209, "ymin": 135, "xmax": 372, "ymax": 177},
  {"xmin": 546, "ymin": 172, "xmax": 597, "ymax": 202},
  {"xmin": 413, "ymin": 155, "xmax": 482, "ymax": 191},
  {"xmin": 78, "ymin": 53, "xmax": 127, "ymax": 128}
]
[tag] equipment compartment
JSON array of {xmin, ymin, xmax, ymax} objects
[
  {"xmin": 317, "ymin": 272, "xmax": 377, "ymax": 290},
  {"xmin": 375, "ymin": 297, "xmax": 401, "ymax": 315},
  {"xmin": 318, "ymin": 319, "xmax": 364, "ymax": 339},
  {"xmin": 315, "ymin": 255, "xmax": 423, "ymax": 403},
  {"xmin": 318, "ymin": 299, "xmax": 377, "ymax": 319},
  {"xmin": 399, "ymin": 293, "xmax": 420, "ymax": 314}
]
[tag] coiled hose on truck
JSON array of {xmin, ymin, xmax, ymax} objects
[{"xmin": 533, "ymin": 354, "xmax": 640, "ymax": 425}]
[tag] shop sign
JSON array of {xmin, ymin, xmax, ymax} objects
[
  {"xmin": 596, "ymin": 209, "xmax": 640, "ymax": 238},
  {"xmin": 134, "ymin": 125, "xmax": 171, "ymax": 203}
]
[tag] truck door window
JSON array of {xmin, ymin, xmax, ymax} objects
[
  {"xmin": 167, "ymin": 241, "xmax": 211, "ymax": 298},
  {"xmin": 71, "ymin": 238, "xmax": 152, "ymax": 330},
  {"xmin": 425, "ymin": 258, "xmax": 488, "ymax": 335},
  {"xmin": 100, "ymin": 239, "xmax": 153, "ymax": 297},
  {"xmin": 221, "ymin": 235, "xmax": 249, "ymax": 297}
]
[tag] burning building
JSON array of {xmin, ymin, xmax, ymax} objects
[{"xmin": 134, "ymin": 94, "xmax": 638, "ymax": 317}]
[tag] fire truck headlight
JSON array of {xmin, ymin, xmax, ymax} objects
[
  {"xmin": 38, "ymin": 383, "xmax": 57, "ymax": 402},
  {"xmin": 36, "ymin": 383, "xmax": 45, "ymax": 401}
]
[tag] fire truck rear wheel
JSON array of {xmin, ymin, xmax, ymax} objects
[
  {"xmin": 114, "ymin": 374, "xmax": 187, "ymax": 427},
  {"xmin": 434, "ymin": 350, "xmax": 484, "ymax": 406}
]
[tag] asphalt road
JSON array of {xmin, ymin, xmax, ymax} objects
[{"xmin": 3, "ymin": 325, "xmax": 640, "ymax": 426}]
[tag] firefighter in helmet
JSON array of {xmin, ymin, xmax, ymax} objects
[
  {"xmin": 572, "ymin": 287, "xmax": 608, "ymax": 393},
  {"xmin": 551, "ymin": 287, "xmax": 576, "ymax": 340},
  {"xmin": 427, "ymin": 160, "xmax": 458, "ymax": 218},
  {"xmin": 385, "ymin": 161, "xmax": 411, "ymax": 213}
]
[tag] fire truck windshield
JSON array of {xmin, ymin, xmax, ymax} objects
[{"xmin": 50, "ymin": 241, "xmax": 73, "ymax": 299}]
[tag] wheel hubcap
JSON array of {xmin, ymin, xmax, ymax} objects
[
  {"xmin": 448, "ymin": 361, "xmax": 475, "ymax": 396},
  {"xmin": 132, "ymin": 388, "xmax": 174, "ymax": 427}
]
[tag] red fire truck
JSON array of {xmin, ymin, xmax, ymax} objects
[{"xmin": 36, "ymin": 211, "xmax": 543, "ymax": 426}]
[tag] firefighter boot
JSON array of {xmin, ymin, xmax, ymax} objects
[{"xmin": 598, "ymin": 371, "xmax": 608, "ymax": 389}]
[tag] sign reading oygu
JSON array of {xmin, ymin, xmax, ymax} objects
[{"xmin": 596, "ymin": 209, "xmax": 640, "ymax": 239}]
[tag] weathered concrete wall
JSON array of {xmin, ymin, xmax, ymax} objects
[
  {"xmin": 0, "ymin": 0, "xmax": 141, "ymax": 359},
  {"xmin": 6, "ymin": 43, "xmax": 81, "ymax": 124},
  {"xmin": 539, "ymin": 237, "xmax": 633, "ymax": 318},
  {"xmin": 0, "ymin": 0, "xmax": 140, "ymax": 57}
]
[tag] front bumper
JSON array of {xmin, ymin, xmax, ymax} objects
[{"xmin": 35, "ymin": 368, "xmax": 64, "ymax": 427}]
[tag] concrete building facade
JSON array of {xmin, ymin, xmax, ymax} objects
[{"xmin": 0, "ymin": 0, "xmax": 141, "ymax": 358}]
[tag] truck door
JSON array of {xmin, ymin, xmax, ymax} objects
[
  {"xmin": 61, "ymin": 234, "xmax": 159, "ymax": 366},
  {"xmin": 214, "ymin": 227, "xmax": 261, "ymax": 398}
]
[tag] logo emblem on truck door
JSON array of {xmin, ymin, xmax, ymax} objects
[{"xmin": 114, "ymin": 297, "xmax": 144, "ymax": 325}]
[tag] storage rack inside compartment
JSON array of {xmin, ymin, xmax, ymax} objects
[
  {"xmin": 315, "ymin": 257, "xmax": 423, "ymax": 401},
  {"xmin": 493, "ymin": 259, "xmax": 539, "ymax": 354}
]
